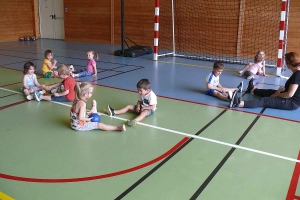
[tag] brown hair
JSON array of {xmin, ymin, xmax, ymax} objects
[
  {"xmin": 285, "ymin": 52, "xmax": 300, "ymax": 68},
  {"xmin": 213, "ymin": 62, "xmax": 224, "ymax": 70},
  {"xmin": 87, "ymin": 50, "xmax": 99, "ymax": 60},
  {"xmin": 23, "ymin": 61, "xmax": 36, "ymax": 74},
  {"xmin": 44, "ymin": 50, "xmax": 52, "ymax": 58},
  {"xmin": 74, "ymin": 82, "xmax": 94, "ymax": 100},
  {"xmin": 57, "ymin": 64, "xmax": 70, "ymax": 75},
  {"xmin": 136, "ymin": 79, "xmax": 151, "ymax": 90}
]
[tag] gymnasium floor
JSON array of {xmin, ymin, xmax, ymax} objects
[{"xmin": 0, "ymin": 39, "xmax": 300, "ymax": 200}]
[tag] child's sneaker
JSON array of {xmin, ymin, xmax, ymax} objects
[
  {"xmin": 245, "ymin": 78, "xmax": 254, "ymax": 93},
  {"xmin": 238, "ymin": 70, "xmax": 243, "ymax": 74},
  {"xmin": 127, "ymin": 120, "xmax": 137, "ymax": 127},
  {"xmin": 51, "ymin": 87, "xmax": 58, "ymax": 94},
  {"xmin": 229, "ymin": 90, "xmax": 240, "ymax": 108},
  {"xmin": 227, "ymin": 91, "xmax": 233, "ymax": 101},
  {"xmin": 121, "ymin": 124, "xmax": 126, "ymax": 132},
  {"xmin": 34, "ymin": 91, "xmax": 41, "ymax": 101},
  {"xmin": 237, "ymin": 81, "xmax": 243, "ymax": 93},
  {"xmin": 26, "ymin": 94, "xmax": 33, "ymax": 101},
  {"xmin": 106, "ymin": 105, "xmax": 115, "ymax": 116}
]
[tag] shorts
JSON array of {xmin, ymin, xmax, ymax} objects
[
  {"xmin": 21, "ymin": 85, "xmax": 35, "ymax": 94},
  {"xmin": 243, "ymin": 71, "xmax": 254, "ymax": 79},
  {"xmin": 205, "ymin": 89, "xmax": 223, "ymax": 97},
  {"xmin": 133, "ymin": 105, "xmax": 155, "ymax": 117},
  {"xmin": 51, "ymin": 95, "xmax": 72, "ymax": 102},
  {"xmin": 43, "ymin": 71, "xmax": 53, "ymax": 78}
]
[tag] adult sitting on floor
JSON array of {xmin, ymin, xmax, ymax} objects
[{"xmin": 230, "ymin": 52, "xmax": 300, "ymax": 110}]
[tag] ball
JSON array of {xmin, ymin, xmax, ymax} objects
[{"xmin": 90, "ymin": 113, "xmax": 101, "ymax": 122}]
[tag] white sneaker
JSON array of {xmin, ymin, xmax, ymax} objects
[
  {"xmin": 238, "ymin": 70, "xmax": 243, "ymax": 74},
  {"xmin": 26, "ymin": 95, "xmax": 33, "ymax": 100},
  {"xmin": 34, "ymin": 91, "xmax": 41, "ymax": 101},
  {"xmin": 227, "ymin": 91, "xmax": 233, "ymax": 101}
]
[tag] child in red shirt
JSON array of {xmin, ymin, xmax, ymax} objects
[{"xmin": 35, "ymin": 64, "xmax": 76, "ymax": 102}]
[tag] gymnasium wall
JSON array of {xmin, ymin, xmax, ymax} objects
[
  {"xmin": 1, "ymin": 0, "xmax": 299, "ymax": 56},
  {"xmin": 0, "ymin": 0, "xmax": 37, "ymax": 42},
  {"xmin": 286, "ymin": 0, "xmax": 300, "ymax": 52}
]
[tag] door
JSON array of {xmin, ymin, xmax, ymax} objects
[{"xmin": 39, "ymin": 0, "xmax": 65, "ymax": 39}]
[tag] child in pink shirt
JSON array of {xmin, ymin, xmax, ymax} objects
[{"xmin": 72, "ymin": 50, "xmax": 98, "ymax": 78}]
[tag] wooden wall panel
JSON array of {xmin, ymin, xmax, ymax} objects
[
  {"xmin": 113, "ymin": 0, "xmax": 155, "ymax": 46},
  {"xmin": 0, "ymin": 0, "xmax": 35, "ymax": 42},
  {"xmin": 64, "ymin": 0, "xmax": 111, "ymax": 44},
  {"xmin": 287, "ymin": 1, "xmax": 300, "ymax": 53}
]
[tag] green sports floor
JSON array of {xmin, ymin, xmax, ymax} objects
[{"xmin": 0, "ymin": 40, "xmax": 300, "ymax": 200}]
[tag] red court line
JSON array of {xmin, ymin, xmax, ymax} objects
[
  {"xmin": 286, "ymin": 151, "xmax": 300, "ymax": 200},
  {"xmin": 0, "ymin": 100, "xmax": 28, "ymax": 111},
  {"xmin": 0, "ymin": 137, "xmax": 189, "ymax": 183}
]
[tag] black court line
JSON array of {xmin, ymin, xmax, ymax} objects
[
  {"xmin": 0, "ymin": 51, "xmax": 146, "ymax": 69},
  {"xmin": 115, "ymin": 109, "xmax": 227, "ymax": 200},
  {"xmin": 0, "ymin": 93, "xmax": 17, "ymax": 98},
  {"xmin": 190, "ymin": 107, "xmax": 266, "ymax": 199},
  {"xmin": 92, "ymin": 67, "xmax": 145, "ymax": 82}
]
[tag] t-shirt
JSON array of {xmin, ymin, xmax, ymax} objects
[
  {"xmin": 87, "ymin": 59, "xmax": 96, "ymax": 73},
  {"xmin": 23, "ymin": 74, "xmax": 37, "ymax": 88},
  {"xmin": 63, "ymin": 76, "xmax": 76, "ymax": 100},
  {"xmin": 205, "ymin": 72, "xmax": 219, "ymax": 88},
  {"xmin": 247, "ymin": 61, "xmax": 264, "ymax": 74},
  {"xmin": 42, "ymin": 59, "xmax": 52, "ymax": 75},
  {"xmin": 139, "ymin": 90, "xmax": 157, "ymax": 111},
  {"xmin": 284, "ymin": 70, "xmax": 300, "ymax": 105}
]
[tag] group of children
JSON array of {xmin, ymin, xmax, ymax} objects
[
  {"xmin": 22, "ymin": 50, "xmax": 158, "ymax": 132},
  {"xmin": 22, "ymin": 49, "xmax": 270, "ymax": 132},
  {"xmin": 205, "ymin": 50, "xmax": 268, "ymax": 102}
]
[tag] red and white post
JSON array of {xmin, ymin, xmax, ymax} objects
[
  {"xmin": 277, "ymin": 0, "xmax": 287, "ymax": 76},
  {"xmin": 153, "ymin": 0, "xmax": 160, "ymax": 61}
]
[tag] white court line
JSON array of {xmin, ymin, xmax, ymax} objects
[{"xmin": 1, "ymin": 87, "xmax": 300, "ymax": 163}]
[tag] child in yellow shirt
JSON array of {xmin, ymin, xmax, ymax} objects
[{"xmin": 42, "ymin": 50, "xmax": 59, "ymax": 78}]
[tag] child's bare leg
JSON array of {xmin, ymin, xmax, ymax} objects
[
  {"xmin": 98, "ymin": 123, "xmax": 126, "ymax": 131},
  {"xmin": 223, "ymin": 88, "xmax": 237, "ymax": 92},
  {"xmin": 40, "ymin": 95, "xmax": 52, "ymax": 101},
  {"xmin": 214, "ymin": 91, "xmax": 229, "ymax": 101},
  {"xmin": 134, "ymin": 110, "xmax": 148, "ymax": 122},
  {"xmin": 23, "ymin": 89, "xmax": 30, "ymax": 96},
  {"xmin": 90, "ymin": 100, "xmax": 97, "ymax": 113},
  {"xmin": 114, "ymin": 105, "xmax": 134, "ymax": 115}
]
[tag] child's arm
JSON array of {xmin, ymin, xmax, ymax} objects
[
  {"xmin": 47, "ymin": 59, "xmax": 57, "ymax": 70},
  {"xmin": 92, "ymin": 63, "xmax": 97, "ymax": 76},
  {"xmin": 262, "ymin": 61, "xmax": 268, "ymax": 76},
  {"xmin": 23, "ymin": 75, "xmax": 32, "ymax": 91},
  {"xmin": 207, "ymin": 83, "xmax": 226, "ymax": 93},
  {"xmin": 135, "ymin": 100, "xmax": 142, "ymax": 112},
  {"xmin": 141, "ymin": 104, "xmax": 156, "ymax": 112},
  {"xmin": 271, "ymin": 84, "xmax": 298, "ymax": 98},
  {"xmin": 33, "ymin": 77, "xmax": 45, "ymax": 89},
  {"xmin": 53, "ymin": 89, "xmax": 69, "ymax": 97},
  {"xmin": 44, "ymin": 82, "xmax": 62, "ymax": 91},
  {"xmin": 77, "ymin": 101, "xmax": 93, "ymax": 122}
]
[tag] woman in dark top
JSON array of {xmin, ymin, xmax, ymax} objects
[{"xmin": 230, "ymin": 52, "xmax": 300, "ymax": 110}]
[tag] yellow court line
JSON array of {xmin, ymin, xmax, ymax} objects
[{"xmin": 0, "ymin": 191, "xmax": 14, "ymax": 200}]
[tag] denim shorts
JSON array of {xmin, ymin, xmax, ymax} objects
[
  {"xmin": 51, "ymin": 95, "xmax": 72, "ymax": 102},
  {"xmin": 133, "ymin": 105, "xmax": 155, "ymax": 117}
]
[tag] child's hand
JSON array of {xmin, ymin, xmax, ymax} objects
[
  {"xmin": 136, "ymin": 107, "xmax": 140, "ymax": 113},
  {"xmin": 40, "ymin": 85, "xmax": 46, "ymax": 89},
  {"xmin": 53, "ymin": 59, "xmax": 57, "ymax": 64},
  {"xmin": 263, "ymin": 74, "xmax": 269, "ymax": 77},
  {"xmin": 93, "ymin": 74, "xmax": 97, "ymax": 76},
  {"xmin": 54, "ymin": 93, "xmax": 60, "ymax": 97},
  {"xmin": 88, "ymin": 117, "xmax": 93, "ymax": 122}
]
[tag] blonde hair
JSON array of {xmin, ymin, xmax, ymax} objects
[
  {"xmin": 254, "ymin": 50, "xmax": 265, "ymax": 63},
  {"xmin": 57, "ymin": 64, "xmax": 70, "ymax": 75},
  {"xmin": 74, "ymin": 82, "xmax": 94, "ymax": 100},
  {"xmin": 87, "ymin": 50, "xmax": 99, "ymax": 60}
]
